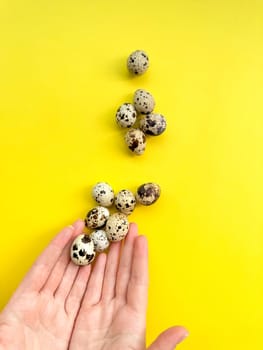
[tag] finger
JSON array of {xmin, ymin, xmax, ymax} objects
[
  {"xmin": 127, "ymin": 235, "xmax": 148, "ymax": 313},
  {"xmin": 147, "ymin": 326, "xmax": 189, "ymax": 350},
  {"xmin": 101, "ymin": 241, "xmax": 121, "ymax": 302},
  {"xmin": 65, "ymin": 264, "xmax": 91, "ymax": 316},
  {"xmin": 40, "ymin": 220, "xmax": 85, "ymax": 295},
  {"xmin": 18, "ymin": 220, "xmax": 84, "ymax": 293},
  {"xmin": 115, "ymin": 223, "xmax": 138, "ymax": 301},
  {"xmin": 54, "ymin": 260, "xmax": 79, "ymax": 301},
  {"xmin": 41, "ymin": 240, "xmax": 72, "ymax": 295},
  {"xmin": 81, "ymin": 253, "xmax": 107, "ymax": 308}
]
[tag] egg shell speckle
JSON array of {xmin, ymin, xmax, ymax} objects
[
  {"xmin": 136, "ymin": 183, "xmax": 161, "ymax": 206},
  {"xmin": 105, "ymin": 213, "xmax": 129, "ymax": 242},
  {"xmin": 139, "ymin": 113, "xmax": 167, "ymax": 136},
  {"xmin": 125, "ymin": 128, "xmax": 146, "ymax": 155},
  {"xmin": 127, "ymin": 50, "xmax": 149, "ymax": 75},
  {"xmin": 92, "ymin": 182, "xmax": 115, "ymax": 207},
  {"xmin": 115, "ymin": 189, "xmax": 136, "ymax": 215},
  {"xmin": 133, "ymin": 89, "xmax": 155, "ymax": 114},
  {"xmin": 85, "ymin": 206, "xmax": 110, "ymax": 229},
  {"xmin": 70, "ymin": 234, "xmax": 96, "ymax": 266},
  {"xmin": 90, "ymin": 230, "xmax": 110, "ymax": 252},
  {"xmin": 116, "ymin": 103, "xmax": 137, "ymax": 128}
]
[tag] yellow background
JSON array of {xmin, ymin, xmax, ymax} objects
[{"xmin": 0, "ymin": 0, "xmax": 263, "ymax": 349}]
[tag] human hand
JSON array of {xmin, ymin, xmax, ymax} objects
[
  {"xmin": 69, "ymin": 221, "xmax": 188, "ymax": 350},
  {"xmin": 0, "ymin": 220, "xmax": 188, "ymax": 350},
  {"xmin": 0, "ymin": 220, "xmax": 90, "ymax": 350}
]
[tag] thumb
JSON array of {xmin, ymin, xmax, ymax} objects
[{"xmin": 147, "ymin": 326, "xmax": 189, "ymax": 350}]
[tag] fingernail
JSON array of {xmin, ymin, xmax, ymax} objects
[
  {"xmin": 68, "ymin": 225, "xmax": 75, "ymax": 230},
  {"xmin": 177, "ymin": 331, "xmax": 189, "ymax": 344}
]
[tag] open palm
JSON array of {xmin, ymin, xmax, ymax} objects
[
  {"xmin": 70, "ymin": 222, "xmax": 149, "ymax": 350},
  {"xmin": 0, "ymin": 220, "xmax": 90, "ymax": 350},
  {"xmin": 0, "ymin": 220, "xmax": 188, "ymax": 350}
]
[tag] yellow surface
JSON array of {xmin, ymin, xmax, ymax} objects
[{"xmin": 0, "ymin": 0, "xmax": 263, "ymax": 349}]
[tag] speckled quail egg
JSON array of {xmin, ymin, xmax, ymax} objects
[
  {"xmin": 105, "ymin": 213, "xmax": 129, "ymax": 242},
  {"xmin": 139, "ymin": 113, "xmax": 167, "ymax": 136},
  {"xmin": 136, "ymin": 183, "xmax": 161, "ymax": 206},
  {"xmin": 70, "ymin": 234, "xmax": 96, "ymax": 266},
  {"xmin": 85, "ymin": 206, "xmax": 110, "ymax": 229},
  {"xmin": 116, "ymin": 103, "xmax": 137, "ymax": 128},
  {"xmin": 90, "ymin": 230, "xmax": 110, "ymax": 252},
  {"xmin": 115, "ymin": 189, "xmax": 136, "ymax": 215},
  {"xmin": 127, "ymin": 50, "xmax": 149, "ymax": 75},
  {"xmin": 133, "ymin": 89, "xmax": 155, "ymax": 114},
  {"xmin": 125, "ymin": 128, "xmax": 146, "ymax": 155},
  {"xmin": 92, "ymin": 182, "xmax": 114, "ymax": 207}
]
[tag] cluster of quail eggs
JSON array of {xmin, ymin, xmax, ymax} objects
[
  {"xmin": 70, "ymin": 50, "xmax": 164, "ymax": 266},
  {"xmin": 115, "ymin": 50, "xmax": 167, "ymax": 155},
  {"xmin": 70, "ymin": 181, "xmax": 161, "ymax": 266}
]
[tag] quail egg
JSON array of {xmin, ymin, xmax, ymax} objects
[
  {"xmin": 105, "ymin": 213, "xmax": 129, "ymax": 242},
  {"xmin": 70, "ymin": 234, "xmax": 96, "ymax": 266},
  {"xmin": 127, "ymin": 50, "xmax": 149, "ymax": 75},
  {"xmin": 115, "ymin": 189, "xmax": 136, "ymax": 215},
  {"xmin": 92, "ymin": 182, "xmax": 114, "ymax": 207},
  {"xmin": 90, "ymin": 230, "xmax": 110, "ymax": 252},
  {"xmin": 85, "ymin": 206, "xmax": 110, "ymax": 229},
  {"xmin": 125, "ymin": 128, "xmax": 146, "ymax": 155},
  {"xmin": 139, "ymin": 113, "xmax": 167, "ymax": 136},
  {"xmin": 133, "ymin": 89, "xmax": 155, "ymax": 114},
  {"xmin": 116, "ymin": 103, "xmax": 137, "ymax": 128},
  {"xmin": 136, "ymin": 183, "xmax": 161, "ymax": 206}
]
